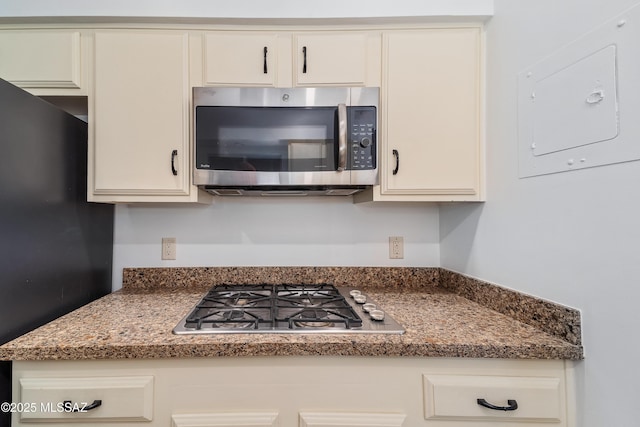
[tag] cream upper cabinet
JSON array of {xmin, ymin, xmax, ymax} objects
[
  {"xmin": 292, "ymin": 32, "xmax": 379, "ymax": 86},
  {"xmin": 198, "ymin": 31, "xmax": 380, "ymax": 88},
  {"xmin": 90, "ymin": 30, "xmax": 209, "ymax": 203},
  {"xmin": 356, "ymin": 27, "xmax": 483, "ymax": 203},
  {"xmin": 0, "ymin": 29, "xmax": 86, "ymax": 95},
  {"xmin": 202, "ymin": 32, "xmax": 281, "ymax": 86}
]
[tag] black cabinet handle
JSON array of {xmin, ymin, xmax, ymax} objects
[
  {"xmin": 477, "ymin": 398, "xmax": 518, "ymax": 411},
  {"xmin": 62, "ymin": 399, "xmax": 102, "ymax": 412},
  {"xmin": 302, "ymin": 46, "xmax": 307, "ymax": 73},
  {"xmin": 392, "ymin": 149, "xmax": 399, "ymax": 175},
  {"xmin": 263, "ymin": 46, "xmax": 268, "ymax": 74},
  {"xmin": 171, "ymin": 150, "xmax": 178, "ymax": 176}
]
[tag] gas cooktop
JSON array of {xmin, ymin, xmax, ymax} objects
[{"xmin": 172, "ymin": 283, "xmax": 405, "ymax": 335}]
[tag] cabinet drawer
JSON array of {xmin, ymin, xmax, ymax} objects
[
  {"xmin": 19, "ymin": 376, "xmax": 153, "ymax": 422},
  {"xmin": 423, "ymin": 374, "xmax": 562, "ymax": 423}
]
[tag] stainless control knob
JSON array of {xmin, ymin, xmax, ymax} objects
[
  {"xmin": 354, "ymin": 294, "xmax": 367, "ymax": 304},
  {"xmin": 370, "ymin": 309, "xmax": 385, "ymax": 321},
  {"xmin": 360, "ymin": 137, "xmax": 372, "ymax": 148},
  {"xmin": 362, "ymin": 303, "xmax": 376, "ymax": 313}
]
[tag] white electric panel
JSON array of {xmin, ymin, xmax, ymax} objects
[
  {"xmin": 518, "ymin": 3, "xmax": 640, "ymax": 177},
  {"xmin": 532, "ymin": 45, "xmax": 618, "ymax": 156}
]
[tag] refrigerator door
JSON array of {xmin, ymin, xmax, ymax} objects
[{"xmin": 0, "ymin": 78, "xmax": 114, "ymax": 423}]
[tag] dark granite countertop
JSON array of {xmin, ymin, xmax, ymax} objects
[{"xmin": 0, "ymin": 267, "xmax": 583, "ymax": 361}]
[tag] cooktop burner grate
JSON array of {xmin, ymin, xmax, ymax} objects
[{"xmin": 173, "ymin": 283, "xmax": 405, "ymax": 335}]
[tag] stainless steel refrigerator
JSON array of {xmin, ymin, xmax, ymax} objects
[{"xmin": 0, "ymin": 79, "xmax": 114, "ymax": 426}]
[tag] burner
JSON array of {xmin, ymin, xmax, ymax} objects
[
  {"xmin": 285, "ymin": 307, "xmax": 362, "ymax": 330},
  {"xmin": 211, "ymin": 310, "xmax": 255, "ymax": 329},
  {"xmin": 187, "ymin": 308, "xmax": 262, "ymax": 330},
  {"xmin": 291, "ymin": 308, "xmax": 333, "ymax": 328},
  {"xmin": 277, "ymin": 285, "xmax": 348, "ymax": 310},
  {"xmin": 222, "ymin": 292, "xmax": 258, "ymax": 307},
  {"xmin": 223, "ymin": 309, "xmax": 248, "ymax": 320},
  {"xmin": 283, "ymin": 294, "xmax": 339, "ymax": 308}
]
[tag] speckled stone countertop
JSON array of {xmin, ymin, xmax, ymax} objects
[{"xmin": 0, "ymin": 267, "xmax": 583, "ymax": 361}]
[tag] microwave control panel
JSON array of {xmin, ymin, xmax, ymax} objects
[{"xmin": 349, "ymin": 106, "xmax": 376, "ymax": 170}]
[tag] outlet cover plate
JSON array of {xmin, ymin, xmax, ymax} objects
[
  {"xmin": 389, "ymin": 236, "xmax": 404, "ymax": 259},
  {"xmin": 162, "ymin": 237, "xmax": 176, "ymax": 260}
]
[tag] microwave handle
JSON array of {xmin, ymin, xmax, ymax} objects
[{"xmin": 337, "ymin": 103, "xmax": 347, "ymax": 171}]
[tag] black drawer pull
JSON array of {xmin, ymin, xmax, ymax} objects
[
  {"xmin": 477, "ymin": 398, "xmax": 518, "ymax": 411},
  {"xmin": 62, "ymin": 399, "xmax": 103, "ymax": 412}
]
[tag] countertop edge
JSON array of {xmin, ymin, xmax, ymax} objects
[{"xmin": 0, "ymin": 342, "xmax": 584, "ymax": 361}]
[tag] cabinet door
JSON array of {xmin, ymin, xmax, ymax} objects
[
  {"xmin": 294, "ymin": 32, "xmax": 378, "ymax": 86},
  {"xmin": 380, "ymin": 28, "xmax": 482, "ymax": 200},
  {"xmin": 203, "ymin": 32, "xmax": 279, "ymax": 86},
  {"xmin": 0, "ymin": 30, "xmax": 84, "ymax": 94},
  {"xmin": 91, "ymin": 31, "xmax": 192, "ymax": 200}
]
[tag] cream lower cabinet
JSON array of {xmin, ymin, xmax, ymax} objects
[
  {"xmin": 0, "ymin": 29, "xmax": 87, "ymax": 96},
  {"xmin": 11, "ymin": 357, "xmax": 574, "ymax": 427},
  {"xmin": 355, "ymin": 27, "xmax": 483, "ymax": 203},
  {"xmin": 89, "ymin": 30, "xmax": 209, "ymax": 203},
  {"xmin": 196, "ymin": 31, "xmax": 380, "ymax": 88}
]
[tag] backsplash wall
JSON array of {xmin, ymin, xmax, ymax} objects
[{"xmin": 112, "ymin": 198, "xmax": 440, "ymax": 290}]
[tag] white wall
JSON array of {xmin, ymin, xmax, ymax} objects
[
  {"xmin": 113, "ymin": 199, "xmax": 440, "ymax": 289},
  {"xmin": 440, "ymin": 1, "xmax": 640, "ymax": 426}
]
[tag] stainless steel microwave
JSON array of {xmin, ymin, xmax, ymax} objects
[{"xmin": 193, "ymin": 87, "xmax": 378, "ymax": 196}]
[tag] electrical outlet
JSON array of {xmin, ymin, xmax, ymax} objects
[
  {"xmin": 162, "ymin": 237, "xmax": 176, "ymax": 260},
  {"xmin": 389, "ymin": 236, "xmax": 404, "ymax": 259}
]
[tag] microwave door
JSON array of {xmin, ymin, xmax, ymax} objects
[{"xmin": 194, "ymin": 105, "xmax": 350, "ymax": 186}]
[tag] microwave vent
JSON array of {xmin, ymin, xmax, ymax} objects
[
  {"xmin": 326, "ymin": 189, "xmax": 362, "ymax": 196},
  {"xmin": 208, "ymin": 189, "xmax": 243, "ymax": 196}
]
